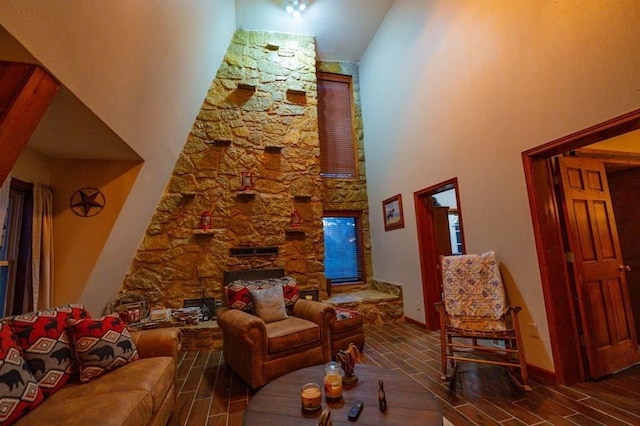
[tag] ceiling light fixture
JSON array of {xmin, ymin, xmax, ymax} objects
[{"xmin": 286, "ymin": 0, "xmax": 306, "ymax": 18}]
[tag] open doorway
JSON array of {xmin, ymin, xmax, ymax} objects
[
  {"xmin": 523, "ymin": 108, "xmax": 640, "ymax": 384},
  {"xmin": 414, "ymin": 178, "xmax": 466, "ymax": 330}
]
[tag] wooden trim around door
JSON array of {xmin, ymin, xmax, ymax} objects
[
  {"xmin": 414, "ymin": 177, "xmax": 465, "ymax": 330},
  {"xmin": 522, "ymin": 108, "xmax": 640, "ymax": 385}
]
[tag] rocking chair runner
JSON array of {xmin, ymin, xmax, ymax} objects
[{"xmin": 435, "ymin": 251, "xmax": 531, "ymax": 391}]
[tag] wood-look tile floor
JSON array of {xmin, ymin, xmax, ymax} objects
[{"xmin": 169, "ymin": 321, "xmax": 640, "ymax": 426}]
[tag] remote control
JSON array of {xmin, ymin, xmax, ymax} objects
[{"xmin": 347, "ymin": 400, "xmax": 364, "ymax": 421}]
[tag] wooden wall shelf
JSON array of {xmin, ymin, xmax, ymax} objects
[
  {"xmin": 264, "ymin": 146, "xmax": 283, "ymax": 153},
  {"xmin": 193, "ymin": 229, "xmax": 216, "ymax": 236},
  {"xmin": 286, "ymin": 88, "xmax": 306, "ymax": 96},
  {"xmin": 237, "ymin": 83, "xmax": 257, "ymax": 92},
  {"xmin": 208, "ymin": 139, "xmax": 232, "ymax": 147},
  {"xmin": 293, "ymin": 195, "xmax": 312, "ymax": 202},
  {"xmin": 285, "ymin": 228, "xmax": 306, "ymax": 235},
  {"xmin": 235, "ymin": 191, "xmax": 256, "ymax": 200}
]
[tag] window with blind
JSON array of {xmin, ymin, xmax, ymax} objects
[
  {"xmin": 322, "ymin": 211, "xmax": 364, "ymax": 284},
  {"xmin": 317, "ymin": 73, "xmax": 357, "ymax": 178}
]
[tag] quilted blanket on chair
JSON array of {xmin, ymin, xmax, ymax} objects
[{"xmin": 441, "ymin": 251, "xmax": 507, "ymax": 331}]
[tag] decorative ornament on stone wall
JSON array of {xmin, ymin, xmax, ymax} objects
[
  {"xmin": 290, "ymin": 210, "xmax": 302, "ymax": 228},
  {"xmin": 199, "ymin": 211, "xmax": 212, "ymax": 230},
  {"xmin": 70, "ymin": 187, "xmax": 105, "ymax": 217},
  {"xmin": 241, "ymin": 171, "xmax": 254, "ymax": 191}
]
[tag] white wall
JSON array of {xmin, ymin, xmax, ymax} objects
[
  {"xmin": 359, "ymin": 0, "xmax": 640, "ymax": 370},
  {"xmin": 0, "ymin": 0, "xmax": 236, "ymax": 315},
  {"xmin": 10, "ymin": 148, "xmax": 52, "ymax": 185}
]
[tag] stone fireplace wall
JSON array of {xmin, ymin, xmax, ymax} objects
[{"xmin": 120, "ymin": 30, "xmax": 372, "ymax": 310}]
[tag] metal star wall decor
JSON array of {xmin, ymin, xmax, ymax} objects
[{"xmin": 70, "ymin": 187, "xmax": 105, "ymax": 217}]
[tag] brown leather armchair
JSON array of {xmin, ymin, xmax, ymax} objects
[{"xmin": 217, "ymin": 269, "xmax": 336, "ymax": 389}]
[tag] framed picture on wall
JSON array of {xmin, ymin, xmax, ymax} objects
[{"xmin": 382, "ymin": 194, "xmax": 404, "ymax": 231}]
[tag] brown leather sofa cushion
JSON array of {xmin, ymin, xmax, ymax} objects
[
  {"xmin": 15, "ymin": 357, "xmax": 175, "ymax": 426},
  {"xmin": 266, "ymin": 317, "xmax": 320, "ymax": 354},
  {"xmin": 15, "ymin": 391, "xmax": 153, "ymax": 426}
]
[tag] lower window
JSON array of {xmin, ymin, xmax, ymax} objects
[{"xmin": 322, "ymin": 212, "xmax": 364, "ymax": 284}]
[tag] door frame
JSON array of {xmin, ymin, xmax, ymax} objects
[
  {"xmin": 414, "ymin": 177, "xmax": 466, "ymax": 330},
  {"xmin": 522, "ymin": 108, "xmax": 640, "ymax": 384}
]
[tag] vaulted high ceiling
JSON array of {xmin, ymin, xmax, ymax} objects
[{"xmin": 1, "ymin": 0, "xmax": 395, "ymax": 161}]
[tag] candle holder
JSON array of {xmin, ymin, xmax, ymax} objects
[
  {"xmin": 323, "ymin": 361, "xmax": 343, "ymax": 402},
  {"xmin": 300, "ymin": 382, "xmax": 322, "ymax": 411}
]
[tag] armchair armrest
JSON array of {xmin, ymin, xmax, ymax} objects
[
  {"xmin": 293, "ymin": 299, "xmax": 335, "ymax": 328},
  {"xmin": 130, "ymin": 327, "xmax": 181, "ymax": 363},
  {"xmin": 293, "ymin": 300, "xmax": 335, "ymax": 362},
  {"xmin": 216, "ymin": 307, "xmax": 267, "ymax": 346}
]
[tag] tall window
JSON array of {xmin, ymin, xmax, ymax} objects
[
  {"xmin": 317, "ymin": 73, "xmax": 357, "ymax": 178},
  {"xmin": 322, "ymin": 212, "xmax": 364, "ymax": 284},
  {"xmin": 0, "ymin": 179, "xmax": 33, "ymax": 317}
]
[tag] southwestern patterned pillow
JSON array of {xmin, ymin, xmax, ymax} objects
[
  {"xmin": 226, "ymin": 276, "xmax": 299, "ymax": 313},
  {"xmin": 9, "ymin": 303, "xmax": 90, "ymax": 396},
  {"xmin": 67, "ymin": 314, "xmax": 138, "ymax": 383},
  {"xmin": 0, "ymin": 323, "xmax": 44, "ymax": 425}
]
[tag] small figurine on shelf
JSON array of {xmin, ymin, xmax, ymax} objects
[
  {"xmin": 378, "ymin": 379, "xmax": 387, "ymax": 412},
  {"xmin": 241, "ymin": 171, "xmax": 254, "ymax": 191},
  {"xmin": 199, "ymin": 211, "xmax": 212, "ymax": 230},
  {"xmin": 290, "ymin": 210, "xmax": 302, "ymax": 228}
]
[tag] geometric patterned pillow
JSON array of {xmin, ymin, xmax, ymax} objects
[
  {"xmin": 226, "ymin": 282, "xmax": 263, "ymax": 312},
  {"xmin": 279, "ymin": 277, "xmax": 300, "ymax": 311},
  {"xmin": 0, "ymin": 322, "xmax": 44, "ymax": 425},
  {"xmin": 67, "ymin": 314, "xmax": 138, "ymax": 383},
  {"xmin": 226, "ymin": 276, "xmax": 299, "ymax": 313},
  {"xmin": 9, "ymin": 304, "xmax": 89, "ymax": 396}
]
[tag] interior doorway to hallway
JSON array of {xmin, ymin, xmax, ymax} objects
[
  {"xmin": 523, "ymin": 108, "xmax": 640, "ymax": 385},
  {"xmin": 414, "ymin": 177, "xmax": 466, "ymax": 330}
]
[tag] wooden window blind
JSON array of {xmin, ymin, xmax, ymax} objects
[{"xmin": 317, "ymin": 73, "xmax": 357, "ymax": 178}]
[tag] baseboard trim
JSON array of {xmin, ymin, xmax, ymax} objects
[
  {"xmin": 404, "ymin": 316, "xmax": 427, "ymax": 328},
  {"xmin": 527, "ymin": 363, "xmax": 556, "ymax": 383}
]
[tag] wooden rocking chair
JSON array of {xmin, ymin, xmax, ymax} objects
[{"xmin": 435, "ymin": 251, "xmax": 531, "ymax": 391}]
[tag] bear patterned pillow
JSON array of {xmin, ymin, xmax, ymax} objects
[
  {"xmin": 9, "ymin": 304, "xmax": 88, "ymax": 396},
  {"xmin": 67, "ymin": 314, "xmax": 139, "ymax": 383},
  {"xmin": 0, "ymin": 322, "xmax": 44, "ymax": 425}
]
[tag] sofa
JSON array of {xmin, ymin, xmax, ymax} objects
[
  {"xmin": 217, "ymin": 269, "xmax": 336, "ymax": 389},
  {"xmin": 0, "ymin": 304, "xmax": 181, "ymax": 426}
]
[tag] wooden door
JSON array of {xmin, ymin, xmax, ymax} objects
[
  {"xmin": 608, "ymin": 166, "xmax": 640, "ymax": 340},
  {"xmin": 557, "ymin": 156, "xmax": 639, "ymax": 379},
  {"xmin": 432, "ymin": 206, "xmax": 452, "ymax": 257}
]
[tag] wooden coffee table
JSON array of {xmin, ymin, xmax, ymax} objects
[{"xmin": 243, "ymin": 364, "xmax": 442, "ymax": 425}]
